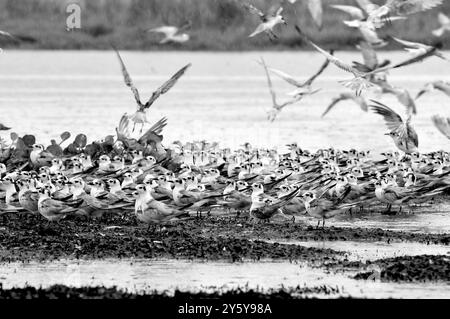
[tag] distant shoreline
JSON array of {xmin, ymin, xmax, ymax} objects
[{"xmin": 0, "ymin": 0, "xmax": 447, "ymax": 52}]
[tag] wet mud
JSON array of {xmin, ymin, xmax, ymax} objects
[
  {"xmin": 0, "ymin": 284, "xmax": 342, "ymax": 299},
  {"xmin": 1, "ymin": 212, "xmax": 450, "ymax": 286}
]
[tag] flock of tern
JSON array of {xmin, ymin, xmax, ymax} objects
[{"xmin": 1, "ymin": 0, "xmax": 450, "ymax": 231}]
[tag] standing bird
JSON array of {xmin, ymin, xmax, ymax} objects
[
  {"xmin": 416, "ymin": 81, "xmax": 450, "ymax": 99},
  {"xmin": 322, "ymin": 93, "xmax": 369, "ymax": 117},
  {"xmin": 432, "ymin": 12, "xmax": 450, "ymax": 37},
  {"xmin": 302, "ymin": 189, "xmax": 355, "ymax": 228},
  {"xmin": 374, "ymin": 180, "xmax": 413, "ymax": 214},
  {"xmin": 242, "ymin": 2, "xmax": 287, "ymax": 40},
  {"xmin": 146, "ymin": 23, "xmax": 191, "ymax": 44},
  {"xmin": 37, "ymin": 188, "xmax": 79, "ymax": 222},
  {"xmin": 17, "ymin": 180, "xmax": 39, "ymax": 213},
  {"xmin": 249, "ymin": 186, "xmax": 300, "ymax": 223},
  {"xmin": 114, "ymin": 49, "xmax": 191, "ymax": 133},
  {"xmin": 370, "ymin": 100, "xmax": 418, "ymax": 154},
  {"xmin": 29, "ymin": 144, "xmax": 54, "ymax": 168}
]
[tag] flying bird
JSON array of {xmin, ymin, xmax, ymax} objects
[
  {"xmin": 375, "ymin": 80, "xmax": 417, "ymax": 114},
  {"xmin": 258, "ymin": 57, "xmax": 306, "ymax": 122},
  {"xmin": 260, "ymin": 53, "xmax": 331, "ymax": 98},
  {"xmin": 416, "ymin": 81, "xmax": 450, "ymax": 99},
  {"xmin": 369, "ymin": 0, "xmax": 443, "ymax": 24},
  {"xmin": 331, "ymin": 3, "xmax": 404, "ymax": 46},
  {"xmin": 241, "ymin": 2, "xmax": 287, "ymax": 39},
  {"xmin": 370, "ymin": 100, "xmax": 418, "ymax": 154},
  {"xmin": 295, "ymin": 26, "xmax": 374, "ymax": 95},
  {"xmin": 114, "ymin": 48, "xmax": 191, "ymax": 133},
  {"xmin": 322, "ymin": 93, "xmax": 369, "ymax": 117},
  {"xmin": 146, "ymin": 22, "xmax": 191, "ymax": 44}
]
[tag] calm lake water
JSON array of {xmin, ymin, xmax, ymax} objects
[
  {"xmin": 1, "ymin": 50, "xmax": 450, "ymax": 153},
  {"xmin": 1, "ymin": 257, "xmax": 449, "ymax": 298}
]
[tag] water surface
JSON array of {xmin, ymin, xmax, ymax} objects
[
  {"xmin": 1, "ymin": 258, "xmax": 449, "ymax": 298},
  {"xmin": 1, "ymin": 50, "xmax": 450, "ymax": 153}
]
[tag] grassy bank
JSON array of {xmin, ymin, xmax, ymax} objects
[{"xmin": 0, "ymin": 0, "xmax": 448, "ymax": 50}]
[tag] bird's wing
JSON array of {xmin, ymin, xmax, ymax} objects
[
  {"xmin": 369, "ymin": 100, "xmax": 404, "ymax": 132},
  {"xmin": 307, "ymin": 0, "xmax": 323, "ymax": 29},
  {"xmin": 113, "ymin": 48, "xmax": 142, "ymax": 106},
  {"xmin": 42, "ymin": 198, "xmax": 68, "ymax": 211},
  {"xmin": 406, "ymin": 116, "xmax": 419, "ymax": 147},
  {"xmin": 27, "ymin": 191, "xmax": 40, "ymax": 202},
  {"xmin": 258, "ymin": 57, "xmax": 278, "ymax": 108},
  {"xmin": 147, "ymin": 26, "xmax": 178, "ymax": 37},
  {"xmin": 295, "ymin": 26, "xmax": 361, "ymax": 76},
  {"xmin": 438, "ymin": 12, "xmax": 450, "ymax": 26},
  {"xmin": 395, "ymin": 88, "xmax": 417, "ymax": 115},
  {"xmin": 392, "ymin": 0, "xmax": 443, "ymax": 15},
  {"xmin": 432, "ymin": 115, "xmax": 450, "ymax": 140},
  {"xmin": 268, "ymin": 187, "xmax": 300, "ymax": 210},
  {"xmin": 314, "ymin": 197, "xmax": 334, "ymax": 210},
  {"xmin": 302, "ymin": 53, "xmax": 332, "ymax": 86},
  {"xmin": 242, "ymin": 2, "xmax": 266, "ymax": 20},
  {"xmin": 146, "ymin": 117, "xmax": 168, "ymax": 136},
  {"xmin": 265, "ymin": 66, "xmax": 303, "ymax": 87},
  {"xmin": 390, "ymin": 36, "xmax": 424, "ymax": 49},
  {"xmin": 383, "ymin": 187, "xmax": 401, "ymax": 201},
  {"xmin": 389, "ymin": 47, "xmax": 436, "ymax": 69},
  {"xmin": 330, "ymin": 5, "xmax": 365, "ymax": 20},
  {"xmin": 275, "ymin": 6, "xmax": 284, "ymax": 16},
  {"xmin": 278, "ymin": 96, "xmax": 303, "ymax": 110},
  {"xmin": 321, "ymin": 95, "xmax": 345, "ymax": 118},
  {"xmin": 356, "ymin": 0, "xmax": 379, "ymax": 14},
  {"xmin": 415, "ymin": 85, "xmax": 429, "ymax": 99},
  {"xmin": 434, "ymin": 82, "xmax": 450, "ymax": 96},
  {"xmin": 143, "ymin": 63, "xmax": 191, "ymax": 109}
]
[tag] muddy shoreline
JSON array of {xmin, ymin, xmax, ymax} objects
[
  {"xmin": 1, "ymin": 213, "xmax": 450, "ymax": 285},
  {"xmin": 0, "ymin": 284, "xmax": 344, "ymax": 299}
]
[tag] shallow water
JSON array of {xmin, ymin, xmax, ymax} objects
[
  {"xmin": 298, "ymin": 209, "xmax": 450, "ymax": 234},
  {"xmin": 0, "ymin": 258, "xmax": 449, "ymax": 298},
  {"xmin": 270, "ymin": 240, "xmax": 450, "ymax": 262},
  {"xmin": 1, "ymin": 50, "xmax": 450, "ymax": 153}
]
